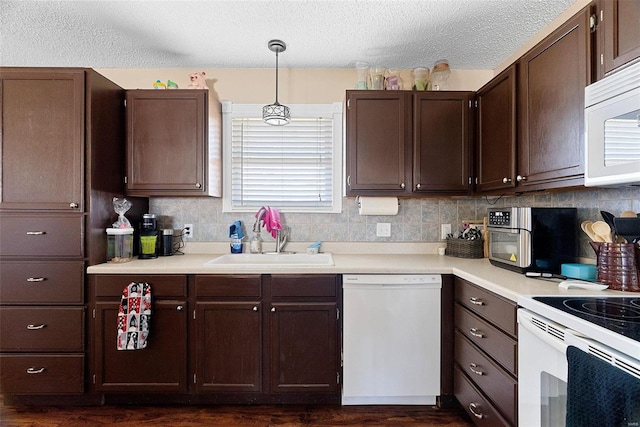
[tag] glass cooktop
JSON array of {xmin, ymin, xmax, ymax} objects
[{"xmin": 533, "ymin": 296, "xmax": 640, "ymax": 342}]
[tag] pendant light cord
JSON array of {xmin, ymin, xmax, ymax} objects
[{"xmin": 274, "ymin": 49, "xmax": 280, "ymax": 104}]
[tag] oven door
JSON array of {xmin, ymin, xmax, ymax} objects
[
  {"xmin": 488, "ymin": 228, "xmax": 530, "ymax": 269},
  {"xmin": 518, "ymin": 309, "xmax": 569, "ymax": 427}
]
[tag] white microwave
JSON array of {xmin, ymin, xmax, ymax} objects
[{"xmin": 584, "ymin": 60, "xmax": 640, "ymax": 186}]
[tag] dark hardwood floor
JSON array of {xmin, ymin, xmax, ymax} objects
[{"xmin": 0, "ymin": 403, "xmax": 473, "ymax": 426}]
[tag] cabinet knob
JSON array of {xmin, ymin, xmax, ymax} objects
[
  {"xmin": 195, "ymin": 183, "xmax": 202, "ymax": 189},
  {"xmin": 468, "ymin": 402, "xmax": 484, "ymax": 419},
  {"xmin": 26, "ymin": 367, "xmax": 46, "ymax": 374},
  {"xmin": 27, "ymin": 324, "xmax": 46, "ymax": 330},
  {"xmin": 253, "ymin": 306, "xmax": 258, "ymax": 312},
  {"xmin": 176, "ymin": 305, "xmax": 184, "ymax": 311},
  {"xmin": 502, "ymin": 177, "xmax": 512, "ymax": 184},
  {"xmin": 400, "ymin": 182, "xmax": 405, "ymax": 189},
  {"xmin": 69, "ymin": 202, "xmax": 79, "ymax": 209},
  {"xmin": 469, "ymin": 363, "xmax": 485, "ymax": 376},
  {"xmin": 416, "ymin": 183, "xmax": 422, "ymax": 190},
  {"xmin": 271, "ymin": 307, "xmax": 276, "ymax": 312},
  {"xmin": 469, "ymin": 328, "xmax": 484, "ymax": 338},
  {"xmin": 516, "ymin": 174, "xmax": 527, "ymax": 182}
]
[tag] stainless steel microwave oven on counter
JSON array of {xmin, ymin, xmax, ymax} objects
[
  {"xmin": 487, "ymin": 207, "xmax": 578, "ymax": 274},
  {"xmin": 585, "ymin": 60, "xmax": 640, "ymax": 186}
]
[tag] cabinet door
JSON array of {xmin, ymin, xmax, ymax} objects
[
  {"xmin": 269, "ymin": 302, "xmax": 338, "ymax": 394},
  {"xmin": 517, "ymin": 7, "xmax": 592, "ymax": 189},
  {"xmin": 195, "ymin": 301, "xmax": 262, "ymax": 393},
  {"xmin": 413, "ymin": 92, "xmax": 472, "ymax": 193},
  {"xmin": 93, "ymin": 300, "xmax": 188, "ymax": 392},
  {"xmin": 345, "ymin": 91, "xmax": 411, "ymax": 195},
  {"xmin": 476, "ymin": 66, "xmax": 517, "ymax": 192},
  {"xmin": 599, "ymin": 0, "xmax": 640, "ymax": 78},
  {"xmin": 126, "ymin": 90, "xmax": 207, "ymax": 196},
  {"xmin": 0, "ymin": 69, "xmax": 84, "ymax": 211}
]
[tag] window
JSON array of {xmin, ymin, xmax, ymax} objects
[{"xmin": 222, "ymin": 102, "xmax": 342, "ymax": 213}]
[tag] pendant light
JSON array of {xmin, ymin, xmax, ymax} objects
[{"xmin": 262, "ymin": 39, "xmax": 290, "ymax": 126}]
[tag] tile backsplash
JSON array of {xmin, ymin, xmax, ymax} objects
[{"xmin": 150, "ymin": 187, "xmax": 639, "ymax": 259}]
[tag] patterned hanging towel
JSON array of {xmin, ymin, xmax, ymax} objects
[{"xmin": 117, "ymin": 282, "xmax": 152, "ymax": 350}]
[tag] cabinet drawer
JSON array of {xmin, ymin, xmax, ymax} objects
[
  {"xmin": 0, "ymin": 261, "xmax": 84, "ymax": 304},
  {"xmin": 455, "ymin": 304, "xmax": 517, "ymax": 375},
  {"xmin": 270, "ymin": 275, "xmax": 338, "ymax": 297},
  {"xmin": 93, "ymin": 275, "xmax": 187, "ymax": 298},
  {"xmin": 455, "ymin": 278, "xmax": 517, "ymax": 336},
  {"xmin": 0, "ymin": 215, "xmax": 83, "ymax": 257},
  {"xmin": 0, "ymin": 354, "xmax": 84, "ymax": 394},
  {"xmin": 0, "ymin": 307, "xmax": 84, "ymax": 351},
  {"xmin": 454, "ymin": 365, "xmax": 512, "ymax": 427},
  {"xmin": 455, "ymin": 330, "xmax": 517, "ymax": 425},
  {"xmin": 195, "ymin": 275, "xmax": 261, "ymax": 298}
]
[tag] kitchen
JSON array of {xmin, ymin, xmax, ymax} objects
[{"xmin": 1, "ymin": 0, "xmax": 640, "ymax": 426}]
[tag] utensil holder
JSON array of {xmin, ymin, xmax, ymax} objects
[{"xmin": 590, "ymin": 242, "xmax": 640, "ymax": 292}]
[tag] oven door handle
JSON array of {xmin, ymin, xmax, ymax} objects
[{"xmin": 518, "ymin": 310, "xmax": 568, "ymax": 354}]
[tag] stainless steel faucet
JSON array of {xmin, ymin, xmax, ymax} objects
[
  {"xmin": 253, "ymin": 207, "xmax": 267, "ymax": 233},
  {"xmin": 275, "ymin": 226, "xmax": 289, "ymax": 253}
]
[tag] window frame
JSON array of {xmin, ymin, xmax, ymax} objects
[{"xmin": 221, "ymin": 102, "xmax": 343, "ymax": 213}]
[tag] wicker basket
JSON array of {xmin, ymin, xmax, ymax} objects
[{"xmin": 445, "ymin": 238, "xmax": 484, "ymax": 258}]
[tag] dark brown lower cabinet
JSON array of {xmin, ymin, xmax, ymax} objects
[
  {"xmin": 89, "ymin": 273, "xmax": 340, "ymax": 404},
  {"xmin": 91, "ymin": 275, "xmax": 188, "ymax": 393},
  {"xmin": 195, "ymin": 301, "xmax": 262, "ymax": 393},
  {"xmin": 269, "ymin": 301, "xmax": 339, "ymax": 394}
]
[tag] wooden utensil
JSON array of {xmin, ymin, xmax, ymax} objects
[
  {"xmin": 581, "ymin": 220, "xmax": 599, "ymax": 241},
  {"xmin": 592, "ymin": 220, "xmax": 613, "ymax": 242},
  {"xmin": 620, "ymin": 210, "xmax": 638, "ymax": 218}
]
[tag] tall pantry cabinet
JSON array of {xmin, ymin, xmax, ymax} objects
[{"xmin": 0, "ymin": 68, "xmax": 147, "ymax": 398}]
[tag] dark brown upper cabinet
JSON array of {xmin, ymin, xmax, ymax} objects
[
  {"xmin": 517, "ymin": 5, "xmax": 593, "ymax": 190},
  {"xmin": 0, "ymin": 69, "xmax": 85, "ymax": 211},
  {"xmin": 345, "ymin": 91, "xmax": 412, "ymax": 195},
  {"xmin": 475, "ymin": 65, "xmax": 517, "ymax": 193},
  {"xmin": 126, "ymin": 90, "xmax": 220, "ymax": 197},
  {"xmin": 413, "ymin": 92, "xmax": 473, "ymax": 194},
  {"xmin": 345, "ymin": 90, "xmax": 472, "ymax": 196},
  {"xmin": 596, "ymin": 0, "xmax": 640, "ymax": 80}
]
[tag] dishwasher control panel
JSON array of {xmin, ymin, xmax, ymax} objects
[{"xmin": 342, "ymin": 274, "xmax": 441, "ymax": 286}]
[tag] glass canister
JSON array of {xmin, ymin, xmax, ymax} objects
[
  {"xmin": 412, "ymin": 67, "xmax": 430, "ymax": 91},
  {"xmin": 385, "ymin": 69, "xmax": 403, "ymax": 90},
  {"xmin": 355, "ymin": 61, "xmax": 370, "ymax": 89},
  {"xmin": 106, "ymin": 228, "xmax": 134, "ymax": 263},
  {"xmin": 430, "ymin": 59, "xmax": 451, "ymax": 90},
  {"xmin": 369, "ymin": 67, "xmax": 386, "ymax": 90}
]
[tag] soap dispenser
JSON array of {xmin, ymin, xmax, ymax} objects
[{"xmin": 249, "ymin": 232, "xmax": 263, "ymax": 254}]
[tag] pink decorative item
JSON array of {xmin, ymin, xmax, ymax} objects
[{"xmin": 188, "ymin": 72, "xmax": 208, "ymax": 89}]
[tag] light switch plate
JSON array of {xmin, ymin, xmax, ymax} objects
[{"xmin": 377, "ymin": 223, "xmax": 391, "ymax": 237}]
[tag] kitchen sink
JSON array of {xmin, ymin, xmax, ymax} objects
[{"xmin": 204, "ymin": 252, "xmax": 334, "ymax": 267}]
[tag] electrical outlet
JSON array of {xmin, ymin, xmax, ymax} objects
[
  {"xmin": 376, "ymin": 223, "xmax": 391, "ymax": 237},
  {"xmin": 183, "ymin": 224, "xmax": 194, "ymax": 239},
  {"xmin": 441, "ymin": 223, "xmax": 452, "ymax": 240}
]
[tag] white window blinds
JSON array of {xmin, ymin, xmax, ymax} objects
[{"xmin": 222, "ymin": 103, "xmax": 342, "ymax": 213}]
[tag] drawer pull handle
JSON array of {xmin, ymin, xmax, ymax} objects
[
  {"xmin": 469, "ymin": 297, "xmax": 484, "ymax": 306},
  {"xmin": 26, "ymin": 367, "xmax": 46, "ymax": 374},
  {"xmin": 26, "ymin": 231, "xmax": 46, "ymax": 235},
  {"xmin": 469, "ymin": 328, "xmax": 484, "ymax": 338},
  {"xmin": 27, "ymin": 324, "xmax": 46, "ymax": 330},
  {"xmin": 468, "ymin": 402, "xmax": 484, "ymax": 419},
  {"xmin": 27, "ymin": 277, "xmax": 46, "ymax": 282},
  {"xmin": 469, "ymin": 363, "xmax": 484, "ymax": 376}
]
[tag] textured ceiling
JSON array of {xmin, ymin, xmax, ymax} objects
[{"xmin": 1, "ymin": 0, "xmax": 576, "ymax": 70}]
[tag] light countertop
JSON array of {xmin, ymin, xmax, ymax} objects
[{"xmin": 87, "ymin": 251, "xmax": 633, "ymax": 302}]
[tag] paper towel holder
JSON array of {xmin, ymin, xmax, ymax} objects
[{"xmin": 356, "ymin": 195, "xmax": 400, "ymax": 216}]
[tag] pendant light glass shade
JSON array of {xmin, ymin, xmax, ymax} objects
[{"xmin": 263, "ymin": 39, "xmax": 290, "ymax": 126}]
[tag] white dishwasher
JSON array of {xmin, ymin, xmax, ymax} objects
[{"xmin": 342, "ymin": 274, "xmax": 441, "ymax": 405}]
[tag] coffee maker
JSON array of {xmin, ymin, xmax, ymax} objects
[{"xmin": 138, "ymin": 213, "xmax": 158, "ymax": 259}]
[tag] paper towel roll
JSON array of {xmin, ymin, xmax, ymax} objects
[{"xmin": 357, "ymin": 196, "xmax": 399, "ymax": 216}]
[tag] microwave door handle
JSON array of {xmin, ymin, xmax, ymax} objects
[{"xmin": 519, "ymin": 310, "xmax": 568, "ymax": 354}]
